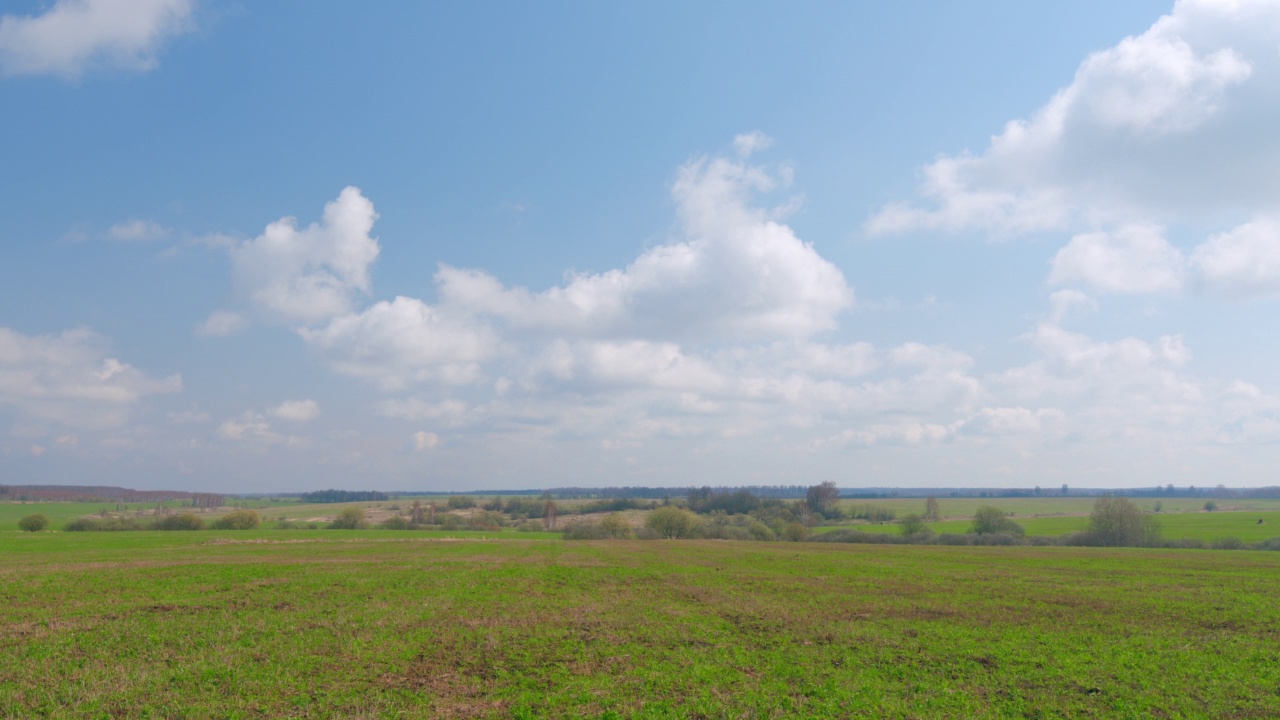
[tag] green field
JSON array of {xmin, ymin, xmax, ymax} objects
[
  {"xmin": 3, "ymin": 530, "xmax": 1279, "ymax": 718},
  {"xmin": 834, "ymin": 495, "xmax": 1280, "ymax": 519}
]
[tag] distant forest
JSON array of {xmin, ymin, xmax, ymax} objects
[{"xmin": 299, "ymin": 489, "xmax": 391, "ymax": 503}]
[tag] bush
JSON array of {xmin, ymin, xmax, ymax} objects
[
  {"xmin": 898, "ymin": 513, "xmax": 930, "ymax": 537},
  {"xmin": 63, "ymin": 517, "xmax": 145, "ymax": 532},
  {"xmin": 970, "ymin": 506, "xmax": 1024, "ymax": 536},
  {"xmin": 211, "ymin": 510, "xmax": 260, "ymax": 530},
  {"xmin": 445, "ymin": 496, "xmax": 476, "ymax": 510},
  {"xmin": 1211, "ymin": 536, "xmax": 1246, "ymax": 550},
  {"xmin": 18, "ymin": 514, "xmax": 49, "ymax": 532},
  {"xmin": 597, "ymin": 513, "xmax": 633, "ymax": 539},
  {"xmin": 645, "ymin": 507, "xmax": 703, "ymax": 539},
  {"xmin": 746, "ymin": 520, "xmax": 775, "ymax": 541},
  {"xmin": 328, "ymin": 507, "xmax": 367, "ymax": 530},
  {"xmin": 380, "ymin": 516, "xmax": 410, "ymax": 530},
  {"xmin": 781, "ymin": 521, "xmax": 810, "ymax": 542},
  {"xmin": 1203, "ymin": 501, "xmax": 1218, "ymax": 512},
  {"xmin": 1254, "ymin": 537, "xmax": 1280, "ymax": 551},
  {"xmin": 153, "ymin": 513, "xmax": 204, "ymax": 531},
  {"xmin": 1084, "ymin": 495, "xmax": 1160, "ymax": 547}
]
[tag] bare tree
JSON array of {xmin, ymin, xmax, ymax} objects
[
  {"xmin": 805, "ymin": 481, "xmax": 840, "ymax": 518},
  {"xmin": 924, "ymin": 497, "xmax": 941, "ymax": 522},
  {"xmin": 543, "ymin": 493, "xmax": 558, "ymax": 531}
]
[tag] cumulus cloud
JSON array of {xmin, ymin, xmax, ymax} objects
[
  {"xmin": 299, "ymin": 296, "xmax": 497, "ymax": 390},
  {"xmin": 438, "ymin": 150, "xmax": 852, "ymax": 342},
  {"xmin": 1190, "ymin": 216, "xmax": 1280, "ymax": 297},
  {"xmin": 271, "ymin": 399, "xmax": 319, "ymax": 422},
  {"xmin": 0, "ymin": 0, "xmax": 195, "ymax": 78},
  {"xmin": 1049, "ymin": 224, "xmax": 1186, "ymax": 294},
  {"xmin": 0, "ymin": 326, "xmax": 181, "ymax": 429},
  {"xmin": 231, "ymin": 186, "xmax": 380, "ymax": 325},
  {"xmin": 867, "ymin": 0, "xmax": 1280, "ymax": 236}
]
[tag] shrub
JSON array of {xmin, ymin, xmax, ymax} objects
[
  {"xmin": 1084, "ymin": 495, "xmax": 1160, "ymax": 547},
  {"xmin": 1211, "ymin": 537, "xmax": 1246, "ymax": 550},
  {"xmin": 328, "ymin": 507, "xmax": 367, "ymax": 530},
  {"xmin": 514, "ymin": 519, "xmax": 545, "ymax": 532},
  {"xmin": 153, "ymin": 513, "xmax": 204, "ymax": 531},
  {"xmin": 746, "ymin": 520, "xmax": 775, "ymax": 541},
  {"xmin": 63, "ymin": 517, "xmax": 145, "ymax": 532},
  {"xmin": 1254, "ymin": 537, "xmax": 1280, "ymax": 551},
  {"xmin": 645, "ymin": 507, "xmax": 703, "ymax": 539},
  {"xmin": 597, "ymin": 513, "xmax": 633, "ymax": 539},
  {"xmin": 445, "ymin": 496, "xmax": 476, "ymax": 510},
  {"xmin": 18, "ymin": 514, "xmax": 49, "ymax": 532},
  {"xmin": 970, "ymin": 506, "xmax": 1024, "ymax": 536},
  {"xmin": 467, "ymin": 511, "xmax": 506, "ymax": 531},
  {"xmin": 380, "ymin": 516, "xmax": 410, "ymax": 530},
  {"xmin": 781, "ymin": 521, "xmax": 810, "ymax": 542},
  {"xmin": 898, "ymin": 513, "xmax": 930, "ymax": 537},
  {"xmin": 439, "ymin": 513, "xmax": 466, "ymax": 531},
  {"xmin": 211, "ymin": 510, "xmax": 260, "ymax": 530},
  {"xmin": 1203, "ymin": 501, "xmax": 1218, "ymax": 512}
]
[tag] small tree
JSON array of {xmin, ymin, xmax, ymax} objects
[
  {"xmin": 1203, "ymin": 501, "xmax": 1218, "ymax": 512},
  {"xmin": 210, "ymin": 510, "xmax": 260, "ymax": 530},
  {"xmin": 924, "ymin": 497, "xmax": 941, "ymax": 522},
  {"xmin": 645, "ymin": 506, "xmax": 702, "ymax": 539},
  {"xmin": 1087, "ymin": 495, "xmax": 1160, "ymax": 547},
  {"xmin": 328, "ymin": 507, "xmax": 367, "ymax": 529},
  {"xmin": 597, "ymin": 513, "xmax": 632, "ymax": 539},
  {"xmin": 971, "ymin": 506, "xmax": 1024, "ymax": 536},
  {"xmin": 898, "ymin": 513, "xmax": 929, "ymax": 537},
  {"xmin": 805, "ymin": 482, "xmax": 840, "ymax": 519},
  {"xmin": 18, "ymin": 514, "xmax": 49, "ymax": 532}
]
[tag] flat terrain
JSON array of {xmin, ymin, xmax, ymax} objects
[{"xmin": 2, "ymin": 530, "xmax": 1278, "ymax": 718}]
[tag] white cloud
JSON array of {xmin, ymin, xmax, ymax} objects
[
  {"xmin": 108, "ymin": 218, "xmax": 168, "ymax": 242},
  {"xmin": 1190, "ymin": 216, "xmax": 1280, "ymax": 297},
  {"xmin": 299, "ymin": 296, "xmax": 497, "ymax": 390},
  {"xmin": 867, "ymin": 0, "xmax": 1280, "ymax": 236},
  {"xmin": 438, "ymin": 152, "xmax": 851, "ymax": 342},
  {"xmin": 0, "ymin": 0, "xmax": 195, "ymax": 78},
  {"xmin": 411, "ymin": 431, "xmax": 439, "ymax": 451},
  {"xmin": 271, "ymin": 399, "xmax": 319, "ymax": 422},
  {"xmin": 1049, "ymin": 224, "xmax": 1186, "ymax": 294},
  {"xmin": 231, "ymin": 186, "xmax": 380, "ymax": 325},
  {"xmin": 0, "ymin": 326, "xmax": 180, "ymax": 430},
  {"xmin": 195, "ymin": 310, "xmax": 246, "ymax": 337},
  {"xmin": 732, "ymin": 130, "xmax": 774, "ymax": 157}
]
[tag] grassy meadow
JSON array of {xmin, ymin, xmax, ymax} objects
[{"xmin": 3, "ymin": 527, "xmax": 1280, "ymax": 718}]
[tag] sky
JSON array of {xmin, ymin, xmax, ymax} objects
[{"xmin": 3, "ymin": 0, "xmax": 1280, "ymax": 493}]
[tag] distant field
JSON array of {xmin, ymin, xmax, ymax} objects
[
  {"xmin": 2, "ymin": 531, "xmax": 1279, "ymax": 718},
  {"xmin": 834, "ymin": 495, "xmax": 1280, "ymax": 519}
]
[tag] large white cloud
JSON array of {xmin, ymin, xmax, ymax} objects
[
  {"xmin": 298, "ymin": 296, "xmax": 497, "ymax": 390},
  {"xmin": 867, "ymin": 0, "xmax": 1280, "ymax": 237},
  {"xmin": 1049, "ymin": 225, "xmax": 1186, "ymax": 294},
  {"xmin": 231, "ymin": 186, "xmax": 381, "ymax": 325},
  {"xmin": 1190, "ymin": 216, "xmax": 1280, "ymax": 297},
  {"xmin": 438, "ymin": 146, "xmax": 853, "ymax": 342},
  {"xmin": 0, "ymin": 0, "xmax": 194, "ymax": 78},
  {"xmin": 0, "ymin": 326, "xmax": 180, "ymax": 430}
]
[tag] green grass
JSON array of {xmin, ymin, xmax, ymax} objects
[
  {"xmin": 835, "ymin": 495, "xmax": 1280, "ymax": 519},
  {"xmin": 899, "ymin": 510, "xmax": 1280, "ymax": 543},
  {"xmin": 2, "ymin": 531, "xmax": 1279, "ymax": 718}
]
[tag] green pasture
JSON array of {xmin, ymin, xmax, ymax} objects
[
  {"xmin": 2, "ymin": 532, "xmax": 1279, "ymax": 718},
  {"xmin": 834, "ymin": 495, "xmax": 1280, "ymax": 519},
  {"xmin": 850, "ymin": 509, "xmax": 1280, "ymax": 543}
]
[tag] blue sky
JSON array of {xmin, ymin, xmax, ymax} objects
[{"xmin": 4, "ymin": 0, "xmax": 1279, "ymax": 492}]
